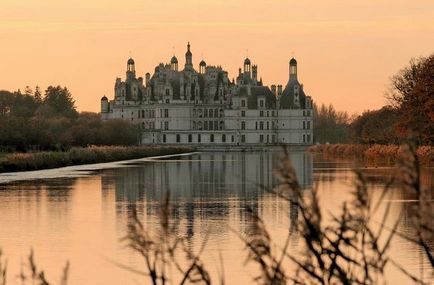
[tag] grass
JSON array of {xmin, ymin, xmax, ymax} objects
[{"xmin": 0, "ymin": 145, "xmax": 195, "ymax": 173}]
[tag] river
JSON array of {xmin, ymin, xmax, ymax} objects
[{"xmin": 0, "ymin": 151, "xmax": 432, "ymax": 284}]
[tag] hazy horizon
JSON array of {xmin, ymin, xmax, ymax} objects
[{"xmin": 1, "ymin": 0, "xmax": 433, "ymax": 114}]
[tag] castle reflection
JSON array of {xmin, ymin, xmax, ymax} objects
[{"xmin": 101, "ymin": 151, "xmax": 314, "ymax": 240}]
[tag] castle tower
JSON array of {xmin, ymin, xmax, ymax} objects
[
  {"xmin": 126, "ymin": 58, "xmax": 136, "ymax": 81},
  {"xmin": 171, "ymin": 56, "xmax": 178, "ymax": 71},
  {"xmin": 243, "ymin": 58, "xmax": 251, "ymax": 76},
  {"xmin": 289, "ymin": 58, "xmax": 297, "ymax": 79},
  {"xmin": 185, "ymin": 42, "xmax": 193, "ymax": 69},
  {"xmin": 199, "ymin": 60, "xmax": 206, "ymax": 74}
]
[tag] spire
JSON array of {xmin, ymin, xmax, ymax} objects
[{"xmin": 185, "ymin": 42, "xmax": 193, "ymax": 68}]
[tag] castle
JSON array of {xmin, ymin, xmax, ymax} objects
[{"xmin": 101, "ymin": 43, "xmax": 313, "ymax": 146}]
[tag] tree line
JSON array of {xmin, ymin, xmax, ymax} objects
[
  {"xmin": 0, "ymin": 86, "xmax": 141, "ymax": 151},
  {"xmin": 314, "ymin": 53, "xmax": 433, "ymax": 146}
]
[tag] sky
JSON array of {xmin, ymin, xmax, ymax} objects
[{"xmin": 0, "ymin": 0, "xmax": 433, "ymax": 114}]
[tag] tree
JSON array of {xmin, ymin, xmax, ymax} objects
[
  {"xmin": 388, "ymin": 54, "xmax": 434, "ymax": 145},
  {"xmin": 42, "ymin": 86, "xmax": 77, "ymax": 118},
  {"xmin": 313, "ymin": 103, "xmax": 350, "ymax": 144},
  {"xmin": 34, "ymin": 85, "xmax": 42, "ymax": 103},
  {"xmin": 350, "ymin": 106, "xmax": 400, "ymax": 144}
]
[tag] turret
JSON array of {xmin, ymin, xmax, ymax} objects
[
  {"xmin": 126, "ymin": 58, "xmax": 136, "ymax": 81},
  {"xmin": 185, "ymin": 42, "xmax": 193, "ymax": 69},
  {"xmin": 289, "ymin": 57, "xmax": 297, "ymax": 79},
  {"xmin": 171, "ymin": 56, "xmax": 178, "ymax": 71},
  {"xmin": 243, "ymin": 58, "xmax": 251, "ymax": 77},
  {"xmin": 101, "ymin": 95, "xmax": 109, "ymax": 113},
  {"xmin": 199, "ymin": 60, "xmax": 206, "ymax": 74}
]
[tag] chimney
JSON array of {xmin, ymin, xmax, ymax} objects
[
  {"xmin": 271, "ymin": 85, "xmax": 277, "ymax": 97},
  {"xmin": 145, "ymin": 73, "xmax": 151, "ymax": 87}
]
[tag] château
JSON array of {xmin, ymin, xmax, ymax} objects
[{"xmin": 101, "ymin": 43, "xmax": 313, "ymax": 146}]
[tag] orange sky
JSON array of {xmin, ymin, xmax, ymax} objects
[{"xmin": 0, "ymin": 0, "xmax": 433, "ymax": 114}]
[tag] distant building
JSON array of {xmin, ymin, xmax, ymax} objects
[{"xmin": 101, "ymin": 43, "xmax": 313, "ymax": 146}]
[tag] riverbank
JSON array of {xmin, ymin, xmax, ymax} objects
[
  {"xmin": 307, "ymin": 144, "xmax": 434, "ymax": 165},
  {"xmin": 0, "ymin": 146, "xmax": 195, "ymax": 173}
]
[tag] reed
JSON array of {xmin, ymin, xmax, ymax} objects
[
  {"xmin": 307, "ymin": 143, "xmax": 434, "ymax": 165},
  {"xmin": 0, "ymin": 145, "xmax": 194, "ymax": 172}
]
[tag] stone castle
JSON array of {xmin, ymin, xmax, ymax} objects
[{"xmin": 101, "ymin": 43, "xmax": 313, "ymax": 146}]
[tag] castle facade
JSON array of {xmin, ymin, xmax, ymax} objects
[{"xmin": 101, "ymin": 43, "xmax": 313, "ymax": 146}]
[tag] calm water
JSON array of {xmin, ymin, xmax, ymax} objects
[{"xmin": 0, "ymin": 151, "xmax": 432, "ymax": 284}]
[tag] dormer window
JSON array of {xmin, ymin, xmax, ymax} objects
[{"xmin": 241, "ymin": 100, "xmax": 246, "ymax": 107}]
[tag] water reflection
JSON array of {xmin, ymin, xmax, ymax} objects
[{"xmin": 0, "ymin": 151, "xmax": 432, "ymax": 284}]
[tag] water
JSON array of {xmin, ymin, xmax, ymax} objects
[{"xmin": 0, "ymin": 151, "xmax": 432, "ymax": 284}]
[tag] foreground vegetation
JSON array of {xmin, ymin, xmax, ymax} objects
[
  {"xmin": 308, "ymin": 144, "xmax": 434, "ymax": 165},
  {"xmin": 0, "ymin": 146, "xmax": 194, "ymax": 173}
]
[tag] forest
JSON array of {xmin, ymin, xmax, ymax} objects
[{"xmin": 0, "ymin": 86, "xmax": 141, "ymax": 151}]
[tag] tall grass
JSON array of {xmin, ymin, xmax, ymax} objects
[
  {"xmin": 308, "ymin": 144, "xmax": 434, "ymax": 165},
  {"xmin": 0, "ymin": 145, "xmax": 194, "ymax": 172}
]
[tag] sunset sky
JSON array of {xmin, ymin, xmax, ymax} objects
[{"xmin": 1, "ymin": 0, "xmax": 433, "ymax": 114}]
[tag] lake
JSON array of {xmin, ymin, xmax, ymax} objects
[{"xmin": 0, "ymin": 151, "xmax": 432, "ymax": 284}]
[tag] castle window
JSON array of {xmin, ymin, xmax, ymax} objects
[
  {"xmin": 307, "ymin": 134, "xmax": 311, "ymax": 143},
  {"xmin": 241, "ymin": 111, "xmax": 245, "ymax": 117},
  {"xmin": 209, "ymin": 109, "xmax": 213, "ymax": 118},
  {"xmin": 198, "ymin": 134, "xmax": 201, "ymax": 143},
  {"xmin": 138, "ymin": 110, "xmax": 141, "ymax": 118},
  {"xmin": 267, "ymin": 121, "xmax": 269, "ymax": 130},
  {"xmin": 215, "ymin": 108, "xmax": 218, "ymax": 117},
  {"xmin": 188, "ymin": 134, "xmax": 192, "ymax": 143},
  {"xmin": 165, "ymin": 99, "xmax": 170, "ymax": 104},
  {"xmin": 210, "ymin": 121, "xmax": 214, "ymax": 130},
  {"xmin": 259, "ymin": 100, "xmax": 264, "ymax": 107},
  {"xmin": 222, "ymin": 134, "xmax": 226, "ymax": 143},
  {"xmin": 307, "ymin": 121, "xmax": 311, "ymax": 129},
  {"xmin": 193, "ymin": 121, "xmax": 196, "ymax": 130},
  {"xmin": 204, "ymin": 121, "xmax": 209, "ymax": 130},
  {"xmin": 176, "ymin": 134, "xmax": 180, "ymax": 143},
  {"xmin": 303, "ymin": 134, "xmax": 306, "ymax": 143},
  {"xmin": 214, "ymin": 121, "xmax": 218, "ymax": 130},
  {"xmin": 303, "ymin": 121, "xmax": 306, "ymax": 130},
  {"xmin": 241, "ymin": 121, "xmax": 246, "ymax": 130},
  {"xmin": 220, "ymin": 121, "xmax": 224, "ymax": 130},
  {"xmin": 166, "ymin": 89, "xmax": 170, "ymax": 96},
  {"xmin": 210, "ymin": 134, "xmax": 214, "ymax": 143},
  {"xmin": 260, "ymin": 135, "xmax": 264, "ymax": 143},
  {"xmin": 165, "ymin": 109, "xmax": 169, "ymax": 118},
  {"xmin": 241, "ymin": 135, "xmax": 245, "ymax": 143},
  {"xmin": 241, "ymin": 100, "xmax": 246, "ymax": 107},
  {"xmin": 307, "ymin": 110, "xmax": 311, "ymax": 116},
  {"xmin": 204, "ymin": 109, "xmax": 208, "ymax": 118},
  {"xmin": 231, "ymin": 135, "xmax": 234, "ymax": 142},
  {"xmin": 260, "ymin": 111, "xmax": 264, "ymax": 117},
  {"xmin": 164, "ymin": 121, "xmax": 169, "ymax": 130},
  {"xmin": 255, "ymin": 122, "xmax": 258, "ymax": 130},
  {"xmin": 163, "ymin": 134, "xmax": 166, "ymax": 143},
  {"xmin": 260, "ymin": 121, "xmax": 264, "ymax": 130},
  {"xmin": 142, "ymin": 110, "xmax": 145, "ymax": 118}
]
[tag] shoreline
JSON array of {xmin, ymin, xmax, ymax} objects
[
  {"xmin": 0, "ymin": 146, "xmax": 195, "ymax": 174},
  {"xmin": 0, "ymin": 151, "xmax": 199, "ymax": 184},
  {"xmin": 307, "ymin": 144, "xmax": 434, "ymax": 165}
]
